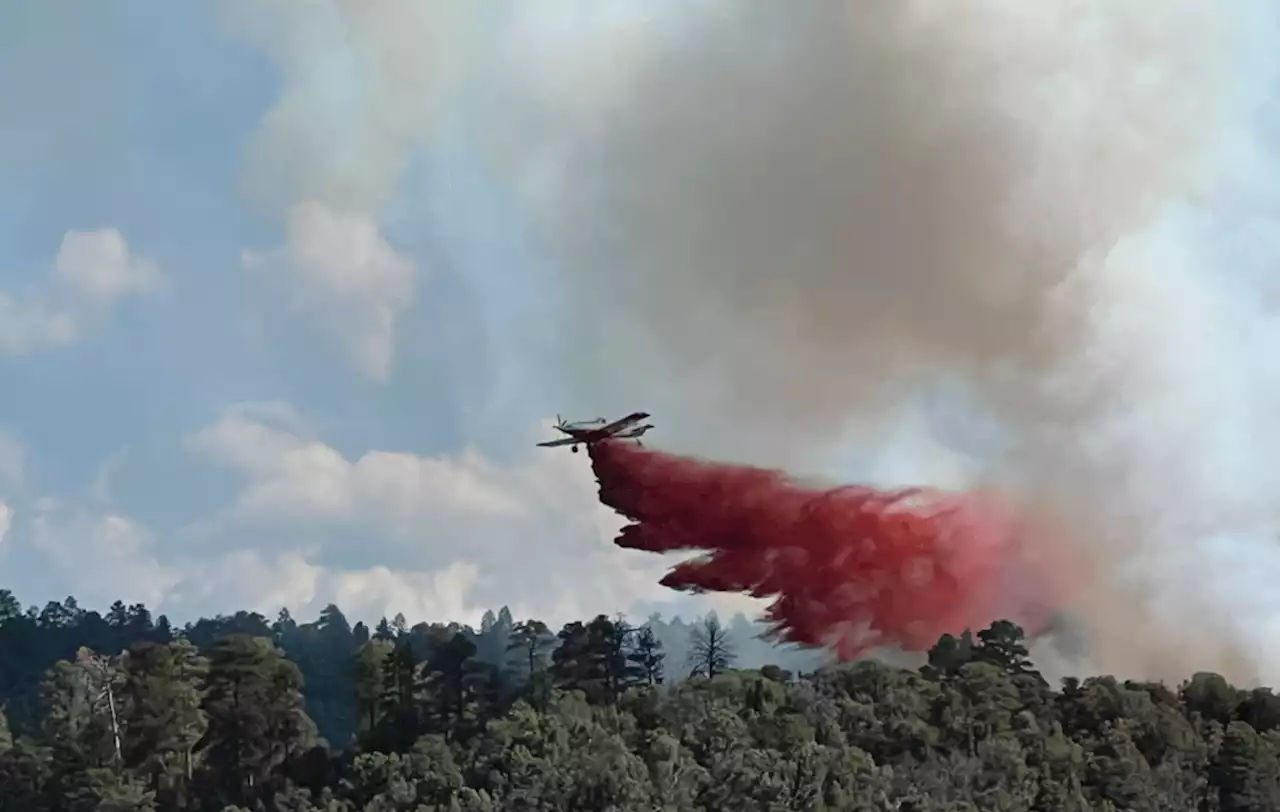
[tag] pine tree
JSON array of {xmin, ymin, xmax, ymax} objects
[
  {"xmin": 353, "ymin": 639, "xmax": 393, "ymax": 738},
  {"xmin": 373, "ymin": 617, "xmax": 395, "ymax": 642},
  {"xmin": 419, "ymin": 632, "xmax": 483, "ymax": 739},
  {"xmin": 196, "ymin": 634, "xmax": 316, "ymax": 808},
  {"xmin": 506, "ymin": 619, "xmax": 553, "ymax": 710},
  {"xmin": 688, "ymin": 615, "xmax": 736, "ymax": 679},
  {"xmin": 976, "ymin": 620, "xmax": 1037, "ymax": 677},
  {"xmin": 627, "ymin": 626, "xmax": 665, "ymax": 687},
  {"xmin": 0, "ymin": 705, "xmax": 11, "ymax": 754},
  {"xmin": 374, "ymin": 640, "xmax": 420, "ymax": 752},
  {"xmin": 118, "ymin": 640, "xmax": 207, "ymax": 807}
]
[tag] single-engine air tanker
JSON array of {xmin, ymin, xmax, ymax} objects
[{"xmin": 537, "ymin": 412, "xmax": 653, "ymax": 453}]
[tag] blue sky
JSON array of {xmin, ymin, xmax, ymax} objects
[
  {"xmin": 5, "ymin": 1, "xmax": 1280, "ymax": 682},
  {"xmin": 0, "ymin": 2, "xmax": 686, "ymax": 627}
]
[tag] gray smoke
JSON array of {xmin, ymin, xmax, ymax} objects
[
  {"xmin": 227, "ymin": 0, "xmax": 1280, "ymax": 683},
  {"xmin": 473, "ymin": 2, "xmax": 1230, "ymax": 463}
]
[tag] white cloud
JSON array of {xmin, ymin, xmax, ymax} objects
[
  {"xmin": 5, "ymin": 399, "xmax": 565, "ymax": 626},
  {"xmin": 29, "ymin": 506, "xmax": 181, "ymax": 610},
  {"xmin": 149, "ymin": 548, "xmax": 481, "ymax": 630},
  {"xmin": 242, "ymin": 202, "xmax": 417, "ymax": 382},
  {"xmin": 0, "ymin": 430, "xmax": 19, "ymax": 550},
  {"xmin": 0, "ymin": 297, "xmax": 77, "ymax": 355},
  {"xmin": 0, "ymin": 228, "xmax": 160, "ymax": 356},
  {"xmin": 221, "ymin": 0, "xmax": 469, "ymax": 217},
  {"xmin": 189, "ymin": 409, "xmax": 525, "ymax": 523},
  {"xmin": 183, "ymin": 549, "xmax": 326, "ymax": 615},
  {"xmin": 0, "ymin": 503, "xmax": 11, "ymax": 548},
  {"xmin": 330, "ymin": 562, "xmax": 481, "ymax": 623},
  {"xmin": 87, "ymin": 447, "xmax": 129, "ymax": 506},
  {"xmin": 0, "ymin": 429, "xmax": 24, "ymax": 491},
  {"xmin": 0, "ymin": 413, "xmax": 699, "ymax": 627},
  {"xmin": 54, "ymin": 228, "xmax": 161, "ymax": 309},
  {"xmin": 14, "ymin": 497, "xmax": 484, "ymax": 624},
  {"xmin": 185, "ymin": 407, "xmax": 682, "ymax": 627}
]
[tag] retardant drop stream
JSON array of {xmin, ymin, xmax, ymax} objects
[{"xmin": 588, "ymin": 440, "xmax": 1067, "ymax": 659}]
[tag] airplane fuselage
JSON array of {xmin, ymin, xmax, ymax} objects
[
  {"xmin": 555, "ymin": 416, "xmax": 607, "ymax": 434},
  {"xmin": 537, "ymin": 411, "xmax": 652, "ymax": 451},
  {"xmin": 557, "ymin": 412, "xmax": 649, "ymax": 440}
]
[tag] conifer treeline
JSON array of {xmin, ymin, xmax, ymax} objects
[{"xmin": 2, "ymin": 589, "xmax": 1280, "ymax": 810}]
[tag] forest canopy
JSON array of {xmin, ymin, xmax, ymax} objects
[{"xmin": 1, "ymin": 589, "xmax": 1278, "ymax": 811}]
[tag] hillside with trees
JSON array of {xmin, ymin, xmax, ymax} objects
[{"xmin": 1, "ymin": 590, "xmax": 1278, "ymax": 811}]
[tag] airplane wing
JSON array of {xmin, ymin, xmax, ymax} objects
[
  {"xmin": 596, "ymin": 413, "xmax": 644, "ymax": 436},
  {"xmin": 556, "ymin": 416, "xmax": 608, "ymax": 434},
  {"xmin": 541, "ymin": 412, "xmax": 649, "ymax": 448}
]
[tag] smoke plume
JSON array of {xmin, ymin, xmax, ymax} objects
[
  {"xmin": 481, "ymin": 2, "xmax": 1280, "ymax": 683},
  {"xmin": 231, "ymin": 1, "xmax": 1280, "ymax": 681},
  {"xmin": 474, "ymin": 3, "xmax": 1230, "ymax": 460}
]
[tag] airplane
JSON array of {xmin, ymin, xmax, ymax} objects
[
  {"xmin": 537, "ymin": 411, "xmax": 653, "ymax": 453},
  {"xmin": 555, "ymin": 415, "xmax": 607, "ymax": 432}
]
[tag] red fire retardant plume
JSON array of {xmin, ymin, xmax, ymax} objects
[{"xmin": 589, "ymin": 441, "xmax": 1064, "ymax": 660}]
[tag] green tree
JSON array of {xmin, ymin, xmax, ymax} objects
[
  {"xmin": 1212, "ymin": 721, "xmax": 1280, "ymax": 811},
  {"xmin": 0, "ymin": 740, "xmax": 55, "ymax": 811},
  {"xmin": 0, "ymin": 704, "xmax": 11, "ymax": 754},
  {"xmin": 975, "ymin": 620, "xmax": 1041, "ymax": 679},
  {"xmin": 550, "ymin": 615, "xmax": 636, "ymax": 704},
  {"xmin": 118, "ymin": 639, "xmax": 207, "ymax": 807},
  {"xmin": 925, "ymin": 628, "xmax": 976, "ymax": 679},
  {"xmin": 353, "ymin": 639, "xmax": 394, "ymax": 738},
  {"xmin": 0, "ymin": 589, "xmax": 22, "ymax": 624},
  {"xmin": 373, "ymin": 640, "xmax": 420, "ymax": 752},
  {"xmin": 15, "ymin": 595, "xmax": 1280, "ymax": 812},
  {"xmin": 74, "ymin": 647, "xmax": 124, "ymax": 767},
  {"xmin": 41, "ymin": 655, "xmax": 119, "ymax": 768},
  {"xmin": 1182, "ymin": 671, "xmax": 1241, "ymax": 725},
  {"xmin": 627, "ymin": 625, "xmax": 665, "ymax": 687},
  {"xmin": 506, "ymin": 619, "xmax": 554, "ymax": 710},
  {"xmin": 84, "ymin": 768, "xmax": 157, "ymax": 812},
  {"xmin": 372, "ymin": 617, "xmax": 395, "ymax": 642},
  {"xmin": 506, "ymin": 619, "xmax": 553, "ymax": 680},
  {"xmin": 419, "ymin": 632, "xmax": 485, "ymax": 739},
  {"xmin": 196, "ymin": 634, "xmax": 316, "ymax": 808},
  {"xmin": 550, "ymin": 621, "xmax": 595, "ymax": 698}
]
